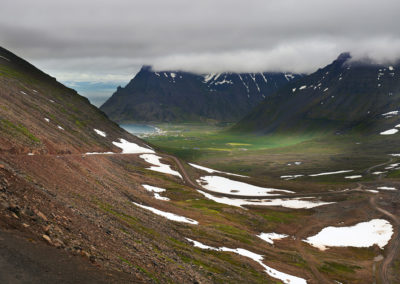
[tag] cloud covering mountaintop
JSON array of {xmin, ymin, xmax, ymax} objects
[{"xmin": 1, "ymin": 0, "xmax": 400, "ymax": 85}]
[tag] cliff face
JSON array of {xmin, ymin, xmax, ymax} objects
[
  {"xmin": 233, "ymin": 53, "xmax": 400, "ymax": 135},
  {"xmin": 100, "ymin": 66, "xmax": 301, "ymax": 123}
]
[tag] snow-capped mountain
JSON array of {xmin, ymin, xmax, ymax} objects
[
  {"xmin": 100, "ymin": 66, "xmax": 301, "ymax": 123},
  {"xmin": 233, "ymin": 53, "xmax": 400, "ymax": 135}
]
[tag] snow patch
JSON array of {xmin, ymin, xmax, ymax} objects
[
  {"xmin": 140, "ymin": 154, "xmax": 182, "ymax": 178},
  {"xmin": 382, "ymin": 111, "xmax": 398, "ymax": 116},
  {"xmin": 258, "ymin": 232, "xmax": 288, "ymax": 245},
  {"xmin": 377, "ymin": 186, "xmax": 396, "ymax": 191},
  {"xmin": 94, "ymin": 129, "xmax": 106, "ymax": 137},
  {"xmin": 197, "ymin": 190, "xmax": 333, "ymax": 209},
  {"xmin": 304, "ymin": 219, "xmax": 393, "ymax": 250},
  {"xmin": 189, "ymin": 163, "xmax": 247, "ymax": 177},
  {"xmin": 142, "ymin": 184, "xmax": 170, "ymax": 201},
  {"xmin": 57, "ymin": 125, "xmax": 64, "ymax": 130},
  {"xmin": 133, "ymin": 202, "xmax": 197, "ymax": 224},
  {"xmin": 112, "ymin": 138, "xmax": 154, "ymax": 154},
  {"xmin": 197, "ymin": 175, "xmax": 292, "ymax": 197},
  {"xmin": 44, "ymin": 118, "xmax": 50, "ymax": 123},
  {"xmin": 309, "ymin": 170, "xmax": 353, "ymax": 177},
  {"xmin": 380, "ymin": 129, "xmax": 398, "ymax": 135},
  {"xmin": 345, "ymin": 175, "xmax": 362, "ymax": 179},
  {"xmin": 186, "ymin": 238, "xmax": 307, "ymax": 284}
]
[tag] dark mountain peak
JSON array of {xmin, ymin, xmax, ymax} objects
[
  {"xmin": 140, "ymin": 65, "xmax": 153, "ymax": 72},
  {"xmin": 100, "ymin": 67, "xmax": 302, "ymax": 123},
  {"xmin": 233, "ymin": 52, "xmax": 400, "ymax": 134},
  {"xmin": 336, "ymin": 52, "xmax": 352, "ymax": 62}
]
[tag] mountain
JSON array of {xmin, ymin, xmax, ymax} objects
[
  {"xmin": 100, "ymin": 66, "xmax": 302, "ymax": 123},
  {"xmin": 233, "ymin": 53, "xmax": 400, "ymax": 135},
  {"xmin": 0, "ymin": 47, "xmax": 311, "ymax": 283}
]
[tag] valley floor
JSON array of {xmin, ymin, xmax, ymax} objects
[{"xmin": 1, "ymin": 123, "xmax": 400, "ymax": 283}]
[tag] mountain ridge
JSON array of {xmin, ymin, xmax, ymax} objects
[
  {"xmin": 232, "ymin": 53, "xmax": 400, "ymax": 135},
  {"xmin": 100, "ymin": 66, "xmax": 302, "ymax": 123}
]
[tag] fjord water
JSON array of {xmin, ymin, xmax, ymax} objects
[{"xmin": 120, "ymin": 123, "xmax": 158, "ymax": 135}]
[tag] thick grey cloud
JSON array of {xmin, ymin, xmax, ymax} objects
[{"xmin": 1, "ymin": 0, "xmax": 400, "ymax": 101}]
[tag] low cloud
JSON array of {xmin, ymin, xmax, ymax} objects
[{"xmin": 1, "ymin": 0, "xmax": 400, "ymax": 86}]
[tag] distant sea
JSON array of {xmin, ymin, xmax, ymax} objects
[{"xmin": 120, "ymin": 123, "xmax": 158, "ymax": 136}]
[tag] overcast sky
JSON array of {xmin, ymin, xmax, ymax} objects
[{"xmin": 1, "ymin": 0, "xmax": 400, "ymax": 104}]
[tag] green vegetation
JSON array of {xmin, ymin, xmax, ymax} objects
[
  {"xmin": 319, "ymin": 261, "xmax": 361, "ymax": 274},
  {"xmin": 0, "ymin": 119, "xmax": 40, "ymax": 143}
]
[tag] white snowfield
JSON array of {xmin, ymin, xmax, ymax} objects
[
  {"xmin": 258, "ymin": 232, "xmax": 289, "ymax": 245},
  {"xmin": 377, "ymin": 186, "xmax": 396, "ymax": 191},
  {"xmin": 85, "ymin": 152, "xmax": 114, "ymax": 155},
  {"xmin": 381, "ymin": 111, "xmax": 399, "ymax": 116},
  {"xmin": 189, "ymin": 163, "xmax": 247, "ymax": 177},
  {"xmin": 140, "ymin": 154, "xmax": 182, "ymax": 179},
  {"xmin": 94, "ymin": 128, "xmax": 107, "ymax": 137},
  {"xmin": 197, "ymin": 175, "xmax": 292, "ymax": 197},
  {"xmin": 197, "ymin": 190, "xmax": 333, "ymax": 209},
  {"xmin": 309, "ymin": 170, "xmax": 353, "ymax": 177},
  {"xmin": 304, "ymin": 219, "xmax": 393, "ymax": 251},
  {"xmin": 112, "ymin": 138, "xmax": 154, "ymax": 154},
  {"xmin": 344, "ymin": 175, "xmax": 362, "ymax": 179},
  {"xmin": 186, "ymin": 238, "xmax": 307, "ymax": 284},
  {"xmin": 280, "ymin": 175, "xmax": 304, "ymax": 180},
  {"xmin": 85, "ymin": 138, "xmax": 154, "ymax": 155},
  {"xmin": 380, "ymin": 129, "xmax": 398, "ymax": 135},
  {"xmin": 142, "ymin": 184, "xmax": 170, "ymax": 201},
  {"xmin": 133, "ymin": 202, "xmax": 197, "ymax": 224}
]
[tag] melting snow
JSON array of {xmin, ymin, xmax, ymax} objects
[
  {"xmin": 85, "ymin": 152, "xmax": 114, "ymax": 155},
  {"xmin": 142, "ymin": 184, "xmax": 170, "ymax": 201},
  {"xmin": 197, "ymin": 175, "xmax": 292, "ymax": 197},
  {"xmin": 382, "ymin": 111, "xmax": 399, "ymax": 116},
  {"xmin": 389, "ymin": 66, "xmax": 394, "ymax": 71},
  {"xmin": 20, "ymin": 91, "xmax": 27, "ymax": 95},
  {"xmin": 323, "ymin": 88, "xmax": 329, "ymax": 92},
  {"xmin": 380, "ymin": 129, "xmax": 398, "ymax": 135},
  {"xmin": 186, "ymin": 238, "xmax": 307, "ymax": 284},
  {"xmin": 377, "ymin": 186, "xmax": 396, "ymax": 191},
  {"xmin": 189, "ymin": 163, "xmax": 247, "ymax": 177},
  {"xmin": 299, "ymin": 85, "xmax": 307, "ymax": 90},
  {"xmin": 140, "ymin": 154, "xmax": 182, "ymax": 178},
  {"xmin": 258, "ymin": 233, "xmax": 288, "ymax": 245},
  {"xmin": 112, "ymin": 138, "xmax": 154, "ymax": 154},
  {"xmin": 94, "ymin": 129, "xmax": 106, "ymax": 137},
  {"xmin": 309, "ymin": 170, "xmax": 353, "ymax": 177},
  {"xmin": 345, "ymin": 175, "xmax": 362, "ymax": 179},
  {"xmin": 280, "ymin": 175, "xmax": 304, "ymax": 180},
  {"xmin": 57, "ymin": 125, "xmax": 64, "ymax": 130},
  {"xmin": 44, "ymin": 118, "xmax": 50, "ymax": 123},
  {"xmin": 197, "ymin": 190, "xmax": 333, "ymax": 209},
  {"xmin": 238, "ymin": 74, "xmax": 250, "ymax": 93},
  {"xmin": 260, "ymin": 73, "xmax": 268, "ymax": 84},
  {"xmin": 372, "ymin": 171, "xmax": 386, "ymax": 175},
  {"xmin": 284, "ymin": 73, "xmax": 295, "ymax": 81},
  {"xmin": 133, "ymin": 202, "xmax": 197, "ymax": 224},
  {"xmin": 304, "ymin": 219, "xmax": 393, "ymax": 250}
]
